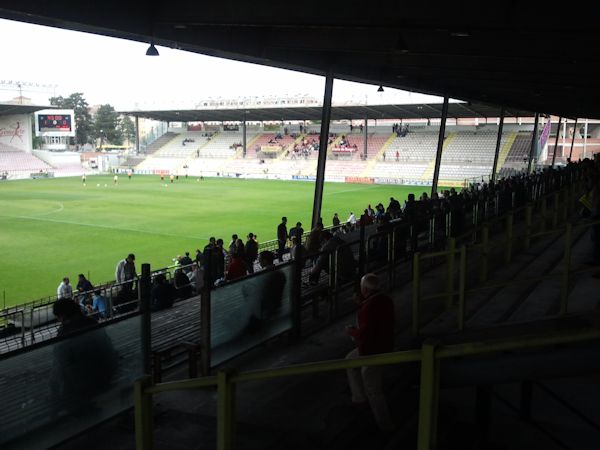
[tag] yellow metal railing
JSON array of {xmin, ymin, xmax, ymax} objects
[
  {"xmin": 411, "ymin": 183, "xmax": 599, "ymax": 336},
  {"xmin": 134, "ymin": 327, "xmax": 600, "ymax": 450},
  {"xmin": 134, "ymin": 179, "xmax": 593, "ymax": 450}
]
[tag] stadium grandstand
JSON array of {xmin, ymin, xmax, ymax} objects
[
  {"xmin": 0, "ymin": 103, "xmax": 98, "ymax": 179},
  {"xmin": 119, "ymin": 103, "xmax": 551, "ymax": 187},
  {"xmin": 2, "ymin": 2, "xmax": 600, "ymax": 450}
]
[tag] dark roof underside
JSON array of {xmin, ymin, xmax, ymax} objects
[
  {"xmin": 0, "ymin": 103, "xmax": 49, "ymax": 116},
  {"xmin": 122, "ymin": 102, "xmax": 530, "ymax": 123},
  {"xmin": 0, "ymin": 2, "xmax": 599, "ymax": 118}
]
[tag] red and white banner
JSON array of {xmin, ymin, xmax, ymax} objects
[{"xmin": 0, "ymin": 114, "xmax": 31, "ymax": 152}]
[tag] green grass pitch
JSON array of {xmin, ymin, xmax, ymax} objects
[{"xmin": 0, "ymin": 175, "xmax": 426, "ymax": 307}]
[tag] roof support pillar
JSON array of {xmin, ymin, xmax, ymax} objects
[
  {"xmin": 363, "ymin": 117, "xmax": 368, "ymax": 159},
  {"xmin": 550, "ymin": 116, "xmax": 563, "ymax": 167},
  {"xmin": 562, "ymin": 119, "xmax": 567, "ymax": 155},
  {"xmin": 527, "ymin": 113, "xmax": 540, "ymax": 173},
  {"xmin": 312, "ymin": 69, "xmax": 334, "ymax": 229},
  {"xmin": 135, "ymin": 115, "xmax": 140, "ymax": 154},
  {"xmin": 568, "ymin": 118, "xmax": 578, "ymax": 161},
  {"xmin": 490, "ymin": 106, "xmax": 505, "ymax": 184},
  {"xmin": 242, "ymin": 118, "xmax": 247, "ymax": 158},
  {"xmin": 431, "ymin": 95, "xmax": 449, "ymax": 196},
  {"xmin": 583, "ymin": 119, "xmax": 588, "ymax": 159}
]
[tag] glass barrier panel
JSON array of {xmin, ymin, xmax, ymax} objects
[
  {"xmin": 0, "ymin": 313, "xmax": 144, "ymax": 449},
  {"xmin": 210, "ymin": 265, "xmax": 293, "ymax": 366}
]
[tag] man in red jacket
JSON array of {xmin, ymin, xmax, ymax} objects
[{"xmin": 346, "ymin": 273, "xmax": 395, "ymax": 431}]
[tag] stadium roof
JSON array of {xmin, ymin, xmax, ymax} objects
[
  {"xmin": 1, "ymin": 2, "xmax": 599, "ymax": 119},
  {"xmin": 121, "ymin": 102, "xmax": 532, "ymax": 123},
  {"xmin": 0, "ymin": 103, "xmax": 49, "ymax": 116}
]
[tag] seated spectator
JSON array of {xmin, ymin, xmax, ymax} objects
[
  {"xmin": 226, "ymin": 245, "xmax": 248, "ymax": 281},
  {"xmin": 151, "ymin": 273, "xmax": 176, "ymax": 311},
  {"xmin": 179, "ymin": 252, "xmax": 193, "ymax": 267},
  {"xmin": 90, "ymin": 290, "xmax": 108, "ymax": 319},
  {"xmin": 174, "ymin": 268, "xmax": 193, "ymax": 300},
  {"xmin": 50, "ymin": 299, "xmax": 117, "ymax": 413},
  {"xmin": 76, "ymin": 273, "xmax": 94, "ymax": 306},
  {"xmin": 290, "ymin": 236, "xmax": 307, "ymax": 262},
  {"xmin": 245, "ymin": 251, "xmax": 286, "ymax": 333}
]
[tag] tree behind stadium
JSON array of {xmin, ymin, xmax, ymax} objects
[
  {"xmin": 93, "ymin": 104, "xmax": 123, "ymax": 149},
  {"xmin": 49, "ymin": 92, "xmax": 93, "ymax": 146}
]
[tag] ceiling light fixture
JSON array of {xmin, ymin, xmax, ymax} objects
[
  {"xmin": 146, "ymin": 43, "xmax": 159, "ymax": 56},
  {"xmin": 450, "ymin": 31, "xmax": 471, "ymax": 38},
  {"xmin": 377, "ymin": 85, "xmax": 384, "ymax": 92},
  {"xmin": 395, "ymin": 34, "xmax": 409, "ymax": 54}
]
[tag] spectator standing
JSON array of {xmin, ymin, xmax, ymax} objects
[
  {"xmin": 333, "ymin": 213, "xmax": 341, "ymax": 228},
  {"xmin": 289, "ymin": 222, "xmax": 304, "ymax": 241},
  {"xmin": 215, "ymin": 239, "xmax": 226, "ymax": 281},
  {"xmin": 345, "ymin": 273, "xmax": 395, "ymax": 431},
  {"xmin": 277, "ymin": 216, "xmax": 288, "ymax": 262},
  {"xmin": 203, "ymin": 237, "xmax": 219, "ymax": 286},
  {"xmin": 115, "ymin": 254, "xmax": 136, "ymax": 284},
  {"xmin": 115, "ymin": 254, "xmax": 136, "ymax": 301},
  {"xmin": 347, "ymin": 212, "xmax": 357, "ymax": 230},
  {"xmin": 245, "ymin": 233, "xmax": 259, "ymax": 274},
  {"xmin": 76, "ymin": 273, "xmax": 94, "ymax": 294},
  {"xmin": 195, "ymin": 248, "xmax": 204, "ymax": 265},
  {"xmin": 229, "ymin": 234, "xmax": 239, "ymax": 256},
  {"xmin": 306, "ymin": 223, "xmax": 324, "ymax": 257},
  {"xmin": 57, "ymin": 277, "xmax": 73, "ymax": 300},
  {"xmin": 388, "ymin": 197, "xmax": 401, "ymax": 219}
]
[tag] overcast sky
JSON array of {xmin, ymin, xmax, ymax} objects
[{"xmin": 0, "ymin": 18, "xmax": 444, "ymax": 111}]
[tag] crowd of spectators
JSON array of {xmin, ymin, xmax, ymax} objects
[
  {"xmin": 392, "ymin": 123, "xmax": 409, "ymax": 137},
  {"xmin": 291, "ymin": 137, "xmax": 319, "ymax": 159},
  {"xmin": 48, "ymin": 160, "xmax": 592, "ymax": 331}
]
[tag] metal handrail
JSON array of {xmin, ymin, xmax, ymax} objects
[{"xmin": 135, "ymin": 327, "xmax": 600, "ymax": 450}]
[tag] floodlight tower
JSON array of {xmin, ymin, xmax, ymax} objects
[{"xmin": 0, "ymin": 80, "xmax": 58, "ymax": 103}]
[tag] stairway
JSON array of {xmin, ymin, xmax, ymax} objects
[
  {"xmin": 420, "ymin": 132, "xmax": 455, "ymax": 181},
  {"xmin": 360, "ymin": 133, "xmax": 396, "ymax": 177}
]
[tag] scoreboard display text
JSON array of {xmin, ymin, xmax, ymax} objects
[{"xmin": 38, "ymin": 114, "xmax": 72, "ymax": 132}]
